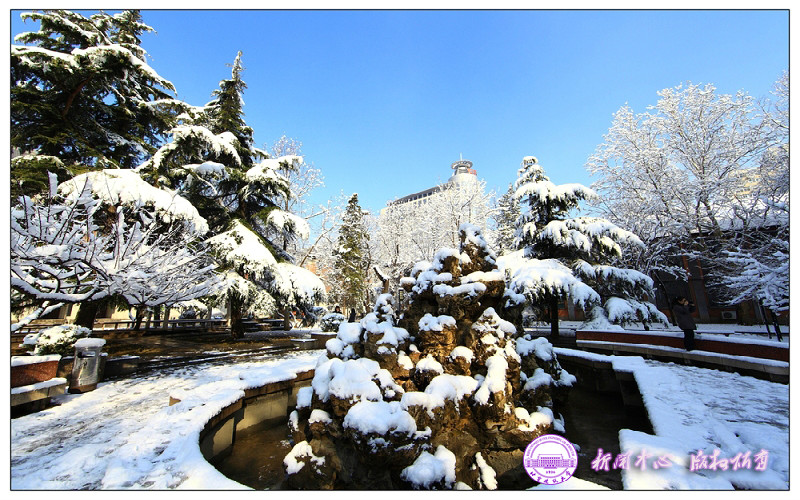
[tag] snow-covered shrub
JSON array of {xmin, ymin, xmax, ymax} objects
[
  {"xmin": 319, "ymin": 313, "xmax": 345, "ymax": 332},
  {"xmin": 308, "ymin": 306, "xmax": 328, "ymax": 325},
  {"xmin": 24, "ymin": 324, "xmax": 93, "ymax": 356}
]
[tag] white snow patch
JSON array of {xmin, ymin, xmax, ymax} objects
[
  {"xmin": 284, "ymin": 440, "xmax": 325, "ymax": 475},
  {"xmin": 400, "ymin": 445, "xmax": 457, "ymax": 488},
  {"xmin": 415, "ymin": 354, "xmax": 444, "ymax": 374},
  {"xmin": 343, "ymin": 400, "xmax": 417, "ymax": 436}
]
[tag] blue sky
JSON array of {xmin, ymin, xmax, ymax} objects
[{"xmin": 10, "ymin": 9, "xmax": 789, "ymax": 214}]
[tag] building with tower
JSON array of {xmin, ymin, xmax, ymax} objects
[{"xmin": 380, "ymin": 156, "xmax": 480, "ymax": 216}]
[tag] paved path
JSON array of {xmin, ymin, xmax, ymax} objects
[{"xmin": 11, "ymin": 350, "xmax": 321, "ymax": 490}]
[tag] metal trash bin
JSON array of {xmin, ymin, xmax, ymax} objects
[{"xmin": 69, "ymin": 338, "xmax": 107, "ymax": 394}]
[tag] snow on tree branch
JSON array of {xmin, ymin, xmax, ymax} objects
[
  {"xmin": 11, "ymin": 174, "xmax": 221, "ymax": 307},
  {"xmin": 59, "ymin": 169, "xmax": 209, "ymax": 234}
]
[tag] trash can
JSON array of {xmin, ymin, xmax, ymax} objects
[{"xmin": 69, "ymin": 338, "xmax": 107, "ymax": 394}]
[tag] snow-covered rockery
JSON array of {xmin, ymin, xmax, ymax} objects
[{"xmin": 285, "ymin": 224, "xmax": 574, "ymax": 489}]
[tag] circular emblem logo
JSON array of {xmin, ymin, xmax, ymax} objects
[{"xmin": 523, "ymin": 434, "xmax": 578, "ymax": 485}]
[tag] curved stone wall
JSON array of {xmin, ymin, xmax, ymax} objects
[{"xmin": 198, "ymin": 370, "xmax": 315, "ymax": 464}]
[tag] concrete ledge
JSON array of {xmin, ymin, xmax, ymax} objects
[
  {"xmin": 576, "ymin": 330, "xmax": 788, "ymax": 362},
  {"xmin": 11, "ymin": 377, "xmax": 68, "ymax": 406},
  {"xmin": 576, "ymin": 340, "xmax": 788, "ymax": 383},
  {"xmin": 199, "ymin": 370, "xmax": 316, "ymax": 464},
  {"xmin": 103, "ymin": 356, "xmax": 141, "ymax": 378},
  {"xmin": 205, "ymin": 399, "xmax": 244, "ymax": 432}
]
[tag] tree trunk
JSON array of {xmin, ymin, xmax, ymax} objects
[
  {"xmin": 758, "ymin": 300, "xmax": 773, "ymax": 339},
  {"xmin": 132, "ymin": 306, "xmax": 149, "ymax": 330},
  {"xmin": 769, "ymin": 309, "xmax": 783, "ymax": 342},
  {"xmin": 283, "ymin": 306, "xmax": 292, "ymax": 331},
  {"xmin": 162, "ymin": 306, "xmax": 171, "ymax": 330},
  {"xmin": 549, "ymin": 295, "xmax": 560, "ymax": 337},
  {"xmin": 74, "ymin": 298, "xmax": 106, "ymax": 330},
  {"xmin": 230, "ymin": 296, "xmax": 245, "ymax": 339}
]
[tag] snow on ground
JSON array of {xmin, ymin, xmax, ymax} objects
[
  {"xmin": 10, "ymin": 350, "xmax": 323, "ymax": 490},
  {"xmin": 10, "ymin": 342, "xmax": 788, "ymax": 491},
  {"xmin": 555, "ymin": 348, "xmax": 789, "ymax": 490}
]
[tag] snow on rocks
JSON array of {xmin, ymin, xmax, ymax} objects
[
  {"xmin": 283, "ymin": 440, "xmax": 325, "ymax": 474},
  {"xmin": 286, "ymin": 223, "xmax": 570, "ymax": 489},
  {"xmin": 472, "ymin": 353, "xmax": 509, "ymax": 405},
  {"xmin": 517, "ymin": 335, "xmax": 553, "ymax": 361},
  {"xmin": 474, "ymin": 452, "xmax": 498, "ymax": 490},
  {"xmin": 343, "ymin": 400, "xmax": 418, "ymax": 437},
  {"xmin": 449, "ymin": 346, "xmax": 474, "ymax": 363},
  {"xmin": 418, "ymin": 313, "xmax": 456, "ymax": 332},
  {"xmin": 308, "ymin": 409, "xmax": 332, "ymax": 424},
  {"xmin": 401, "ymin": 445, "xmax": 457, "ymax": 489},
  {"xmin": 415, "ymin": 354, "xmax": 444, "ymax": 374},
  {"xmin": 295, "ymin": 386, "xmax": 313, "ymax": 409},
  {"xmin": 311, "ymin": 357, "xmax": 389, "ymax": 411}
]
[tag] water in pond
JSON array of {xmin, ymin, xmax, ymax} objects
[
  {"xmin": 214, "ymin": 423, "xmax": 293, "ymax": 490},
  {"xmin": 217, "ymin": 386, "xmax": 653, "ymax": 490},
  {"xmin": 560, "ymin": 385, "xmax": 653, "ymax": 489}
]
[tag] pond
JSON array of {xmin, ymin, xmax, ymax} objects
[
  {"xmin": 215, "ymin": 384, "xmax": 653, "ymax": 490},
  {"xmin": 559, "ymin": 385, "xmax": 653, "ymax": 489},
  {"xmin": 213, "ymin": 422, "xmax": 293, "ymax": 490}
]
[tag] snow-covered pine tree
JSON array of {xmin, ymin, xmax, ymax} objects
[
  {"xmin": 333, "ymin": 194, "xmax": 372, "ymax": 315},
  {"xmin": 492, "ymin": 183, "xmax": 520, "ymax": 256},
  {"xmin": 511, "ymin": 156, "xmax": 666, "ymax": 334},
  {"xmin": 205, "ymin": 51, "xmax": 257, "ymax": 170},
  {"xmin": 138, "ymin": 52, "xmax": 323, "ymax": 337},
  {"xmin": 11, "ymin": 10, "xmax": 183, "ymax": 175}
]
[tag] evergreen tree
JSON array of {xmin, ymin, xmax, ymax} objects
[
  {"xmin": 10, "ymin": 9, "xmax": 191, "ymax": 326},
  {"xmin": 334, "ymin": 194, "xmax": 371, "ymax": 314},
  {"xmin": 11, "ymin": 10, "xmax": 183, "ymax": 173},
  {"xmin": 493, "ymin": 183, "xmax": 520, "ymax": 255},
  {"xmin": 205, "ymin": 51, "xmax": 258, "ymax": 169},
  {"xmin": 139, "ymin": 51, "xmax": 322, "ymax": 337},
  {"xmin": 512, "ymin": 156, "xmax": 665, "ymax": 335}
]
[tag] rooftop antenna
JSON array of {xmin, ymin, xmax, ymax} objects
[{"xmin": 451, "ymin": 155, "xmax": 473, "ymax": 171}]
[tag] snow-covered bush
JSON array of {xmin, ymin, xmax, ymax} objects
[
  {"xmin": 508, "ymin": 156, "xmax": 665, "ymax": 331},
  {"xmin": 308, "ymin": 306, "xmax": 328, "ymax": 325},
  {"xmin": 319, "ymin": 313, "xmax": 346, "ymax": 332},
  {"xmin": 24, "ymin": 324, "xmax": 93, "ymax": 357}
]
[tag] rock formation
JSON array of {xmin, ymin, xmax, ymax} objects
[{"xmin": 284, "ymin": 223, "xmax": 575, "ymax": 489}]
